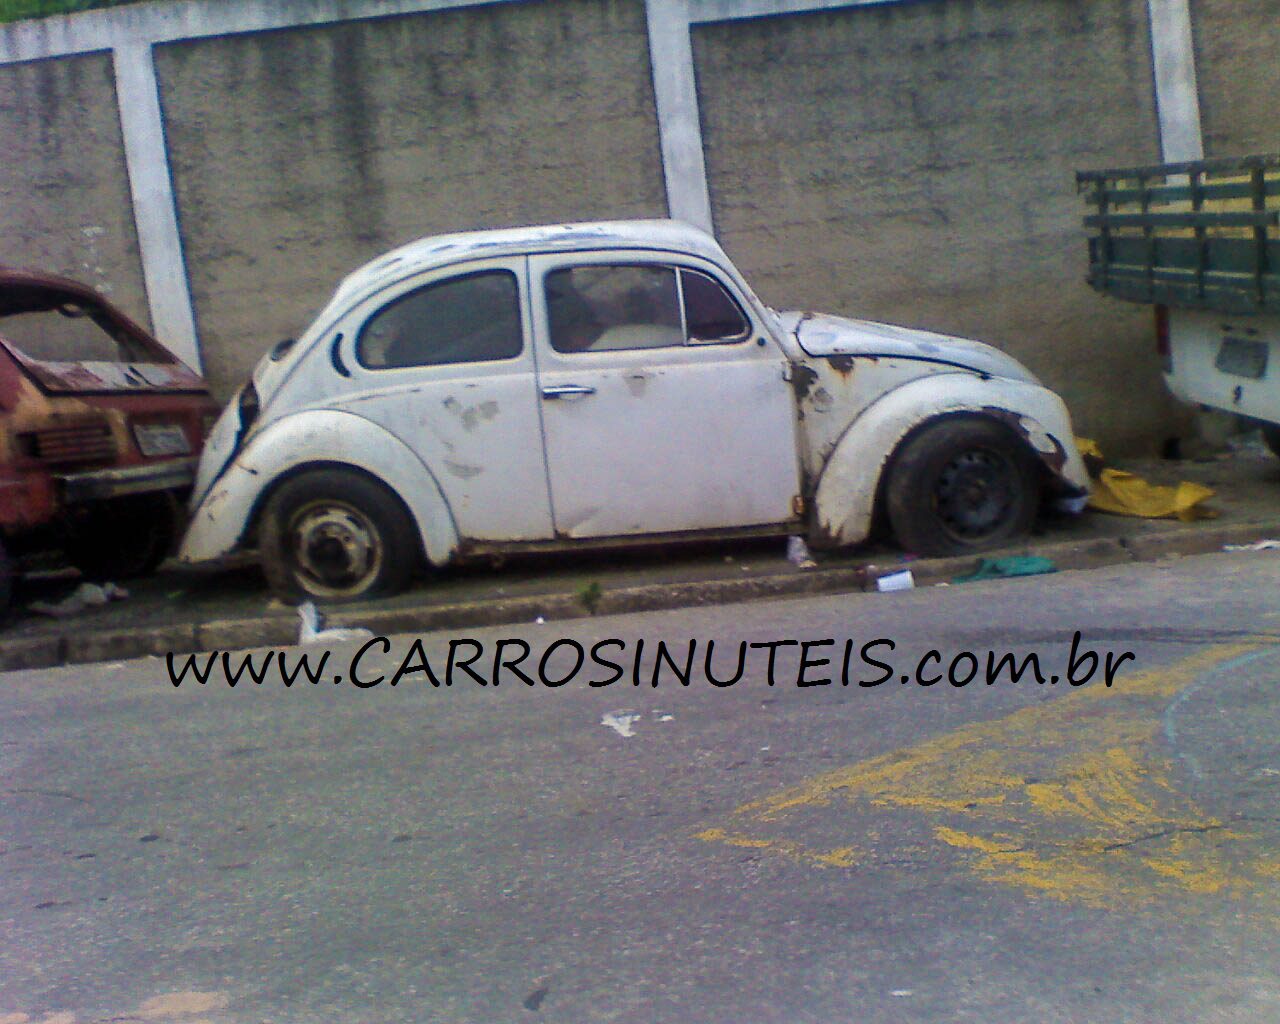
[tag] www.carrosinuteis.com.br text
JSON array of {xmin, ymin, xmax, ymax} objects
[{"xmin": 166, "ymin": 632, "xmax": 1135, "ymax": 691}]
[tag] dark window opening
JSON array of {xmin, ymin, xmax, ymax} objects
[{"xmin": 358, "ymin": 270, "xmax": 522, "ymax": 369}]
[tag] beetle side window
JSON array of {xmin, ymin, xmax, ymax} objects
[
  {"xmin": 681, "ymin": 269, "xmax": 750, "ymax": 343},
  {"xmin": 547, "ymin": 265, "xmax": 683, "ymax": 353},
  {"xmin": 358, "ymin": 270, "xmax": 522, "ymax": 369},
  {"xmin": 546, "ymin": 264, "xmax": 751, "ymax": 353}
]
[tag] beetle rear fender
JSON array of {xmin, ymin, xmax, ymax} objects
[
  {"xmin": 811, "ymin": 373, "xmax": 1087, "ymax": 547},
  {"xmin": 178, "ymin": 409, "xmax": 460, "ymax": 566}
]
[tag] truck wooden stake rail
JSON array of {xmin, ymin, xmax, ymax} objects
[{"xmin": 1078, "ymin": 153, "xmax": 1280, "ymax": 451}]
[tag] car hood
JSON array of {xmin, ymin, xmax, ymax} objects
[
  {"xmin": 3, "ymin": 343, "xmax": 208, "ymax": 394},
  {"xmin": 780, "ymin": 311, "xmax": 1039, "ymax": 384}
]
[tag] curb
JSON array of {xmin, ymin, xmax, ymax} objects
[{"xmin": 4, "ymin": 521, "xmax": 1280, "ymax": 674}]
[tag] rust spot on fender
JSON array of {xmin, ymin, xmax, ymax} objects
[
  {"xmin": 827, "ymin": 355, "xmax": 855, "ymax": 379},
  {"xmin": 982, "ymin": 406, "xmax": 1068, "ymax": 473},
  {"xmin": 806, "ymin": 513, "xmax": 844, "ymax": 550},
  {"xmin": 790, "ymin": 362, "xmax": 819, "ymax": 402}
]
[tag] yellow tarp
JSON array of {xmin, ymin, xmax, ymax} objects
[
  {"xmin": 1089, "ymin": 469, "xmax": 1217, "ymax": 521},
  {"xmin": 1076, "ymin": 438, "xmax": 1217, "ymax": 521}
]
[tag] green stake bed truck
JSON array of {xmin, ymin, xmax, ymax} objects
[{"xmin": 1079, "ymin": 153, "xmax": 1280, "ymax": 450}]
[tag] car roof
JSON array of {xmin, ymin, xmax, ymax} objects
[{"xmin": 331, "ymin": 220, "xmax": 730, "ymax": 305}]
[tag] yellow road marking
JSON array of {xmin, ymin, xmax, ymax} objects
[
  {"xmin": 694, "ymin": 827, "xmax": 862, "ymax": 868},
  {"xmin": 699, "ymin": 643, "xmax": 1278, "ymax": 905}
]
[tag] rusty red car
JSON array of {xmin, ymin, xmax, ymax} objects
[{"xmin": 0, "ymin": 268, "xmax": 218, "ymax": 617}]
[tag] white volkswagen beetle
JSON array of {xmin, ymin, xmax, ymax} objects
[{"xmin": 180, "ymin": 221, "xmax": 1088, "ymax": 601}]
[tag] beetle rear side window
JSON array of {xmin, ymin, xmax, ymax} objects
[{"xmin": 358, "ymin": 270, "xmax": 522, "ymax": 369}]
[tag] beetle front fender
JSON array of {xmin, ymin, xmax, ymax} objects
[
  {"xmin": 178, "ymin": 410, "xmax": 460, "ymax": 566},
  {"xmin": 812, "ymin": 373, "xmax": 1088, "ymax": 547}
]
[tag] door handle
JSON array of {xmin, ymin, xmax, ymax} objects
[{"xmin": 541, "ymin": 384, "xmax": 597, "ymax": 399}]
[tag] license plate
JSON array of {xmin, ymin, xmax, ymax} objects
[
  {"xmin": 133, "ymin": 422, "xmax": 192, "ymax": 457},
  {"xmin": 1214, "ymin": 336, "xmax": 1268, "ymax": 380}
]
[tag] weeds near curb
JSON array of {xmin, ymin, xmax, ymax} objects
[{"xmin": 577, "ymin": 581, "xmax": 602, "ymax": 616}]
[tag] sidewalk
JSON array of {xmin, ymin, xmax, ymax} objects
[{"xmin": 3, "ymin": 448, "xmax": 1279, "ymax": 672}]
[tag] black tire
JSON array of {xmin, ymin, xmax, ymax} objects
[
  {"xmin": 0, "ymin": 536, "xmax": 12, "ymax": 622},
  {"xmin": 259, "ymin": 468, "xmax": 419, "ymax": 602},
  {"xmin": 885, "ymin": 416, "xmax": 1041, "ymax": 557},
  {"xmin": 1261, "ymin": 424, "xmax": 1280, "ymax": 460},
  {"xmin": 66, "ymin": 492, "xmax": 179, "ymax": 581}
]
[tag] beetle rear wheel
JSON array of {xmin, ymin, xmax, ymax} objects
[
  {"xmin": 0, "ymin": 536, "xmax": 12, "ymax": 622},
  {"xmin": 259, "ymin": 469, "xmax": 419, "ymax": 602},
  {"xmin": 886, "ymin": 416, "xmax": 1041, "ymax": 557}
]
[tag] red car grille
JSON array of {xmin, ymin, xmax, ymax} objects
[{"xmin": 19, "ymin": 421, "xmax": 116, "ymax": 466}]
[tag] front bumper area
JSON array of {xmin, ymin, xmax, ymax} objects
[{"xmin": 60, "ymin": 457, "xmax": 198, "ymax": 504}]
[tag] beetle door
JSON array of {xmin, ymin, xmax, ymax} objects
[
  {"xmin": 322, "ymin": 258, "xmax": 555, "ymax": 542},
  {"xmin": 529, "ymin": 252, "xmax": 802, "ymax": 538}
]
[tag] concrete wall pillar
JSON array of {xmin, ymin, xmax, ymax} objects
[
  {"xmin": 1145, "ymin": 0, "xmax": 1204, "ymax": 162},
  {"xmin": 113, "ymin": 41, "xmax": 200, "ymax": 370}
]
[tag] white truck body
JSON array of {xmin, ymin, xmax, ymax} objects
[{"xmin": 1079, "ymin": 155, "xmax": 1280, "ymax": 439}]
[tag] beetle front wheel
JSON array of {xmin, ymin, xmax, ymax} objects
[
  {"xmin": 885, "ymin": 417, "xmax": 1041, "ymax": 557},
  {"xmin": 259, "ymin": 469, "xmax": 419, "ymax": 602},
  {"xmin": 1261, "ymin": 424, "xmax": 1280, "ymax": 460}
]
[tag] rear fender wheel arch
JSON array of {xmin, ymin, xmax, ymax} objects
[{"xmin": 257, "ymin": 464, "xmax": 424, "ymax": 602}]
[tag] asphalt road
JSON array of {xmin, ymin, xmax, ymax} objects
[{"xmin": 3, "ymin": 552, "xmax": 1280, "ymax": 1024}]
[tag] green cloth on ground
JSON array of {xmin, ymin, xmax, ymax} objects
[{"xmin": 954, "ymin": 556, "xmax": 1058, "ymax": 583}]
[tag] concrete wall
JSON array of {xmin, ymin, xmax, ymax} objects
[
  {"xmin": 693, "ymin": 0, "xmax": 1181, "ymax": 452},
  {"xmin": 0, "ymin": 0, "xmax": 1266, "ymax": 453},
  {"xmin": 0, "ymin": 50, "xmax": 149, "ymax": 327},
  {"xmin": 154, "ymin": 0, "xmax": 666, "ymax": 395},
  {"xmin": 1190, "ymin": 0, "xmax": 1280, "ymax": 158}
]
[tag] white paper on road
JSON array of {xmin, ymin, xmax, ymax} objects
[{"xmin": 601, "ymin": 711, "xmax": 641, "ymax": 737}]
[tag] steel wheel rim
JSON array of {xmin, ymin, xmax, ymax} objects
[
  {"xmin": 288, "ymin": 500, "xmax": 383, "ymax": 598},
  {"xmin": 933, "ymin": 447, "xmax": 1017, "ymax": 542}
]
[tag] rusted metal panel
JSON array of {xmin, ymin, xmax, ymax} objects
[
  {"xmin": 811, "ymin": 374, "xmax": 1089, "ymax": 548},
  {"xmin": 981, "ymin": 405, "xmax": 1071, "ymax": 474},
  {"xmin": 0, "ymin": 267, "xmax": 205, "ymax": 392},
  {"xmin": 0, "ymin": 268, "xmax": 216, "ymax": 554},
  {"xmin": 11, "ymin": 354, "xmax": 204, "ymax": 394}
]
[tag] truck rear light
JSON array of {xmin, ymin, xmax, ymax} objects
[{"xmin": 1155, "ymin": 304, "xmax": 1172, "ymax": 372}]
